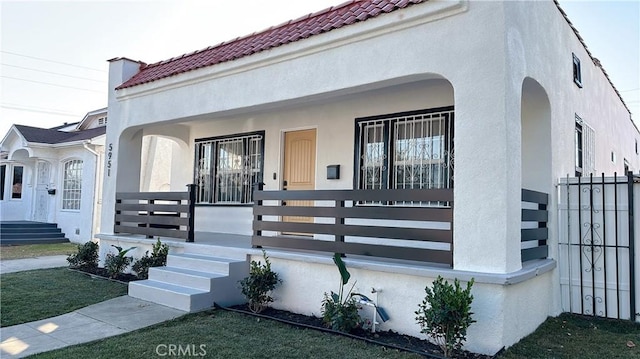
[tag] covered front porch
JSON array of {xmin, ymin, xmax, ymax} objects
[{"xmin": 99, "ymin": 219, "xmax": 555, "ymax": 356}]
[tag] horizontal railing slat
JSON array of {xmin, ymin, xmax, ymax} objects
[
  {"xmin": 522, "ymin": 209, "xmax": 548, "ymax": 222},
  {"xmin": 116, "ymin": 192, "xmax": 188, "ymax": 201},
  {"xmin": 114, "ymin": 225, "xmax": 189, "ymax": 239},
  {"xmin": 521, "ymin": 228, "xmax": 549, "ymax": 241},
  {"xmin": 521, "ymin": 245, "xmax": 549, "ymax": 262},
  {"xmin": 253, "ymin": 236, "xmax": 453, "ymax": 265},
  {"xmin": 254, "ymin": 205, "xmax": 452, "ymax": 222},
  {"xmin": 254, "ymin": 188, "xmax": 453, "ymax": 202},
  {"xmin": 115, "ymin": 203, "xmax": 191, "ymax": 212},
  {"xmin": 254, "ymin": 221, "xmax": 452, "ymax": 243},
  {"xmin": 115, "ymin": 214, "xmax": 189, "ymax": 226},
  {"xmin": 521, "ymin": 189, "xmax": 549, "ymax": 205}
]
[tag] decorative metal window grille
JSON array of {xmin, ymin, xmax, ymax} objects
[
  {"xmin": 356, "ymin": 108, "xmax": 454, "ymax": 205},
  {"xmin": 62, "ymin": 160, "xmax": 82, "ymax": 210},
  {"xmin": 194, "ymin": 132, "xmax": 264, "ymax": 204}
]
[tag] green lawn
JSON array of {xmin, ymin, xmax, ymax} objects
[
  {"xmin": 0, "ymin": 243, "xmax": 78, "ymax": 260},
  {"xmin": 499, "ymin": 313, "xmax": 640, "ymax": 359},
  {"xmin": 0, "ymin": 268, "xmax": 127, "ymax": 327},
  {"xmin": 2, "ymin": 266, "xmax": 639, "ymax": 358},
  {"xmin": 30, "ymin": 309, "xmax": 421, "ymax": 359}
]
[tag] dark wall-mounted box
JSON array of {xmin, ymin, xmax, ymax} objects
[{"xmin": 327, "ymin": 165, "xmax": 340, "ymax": 180}]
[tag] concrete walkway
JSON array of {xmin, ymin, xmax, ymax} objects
[
  {"xmin": 0, "ymin": 255, "xmax": 68, "ymax": 274},
  {"xmin": 0, "ymin": 296, "xmax": 187, "ymax": 358},
  {"xmin": 0, "ymin": 256, "xmax": 188, "ymax": 358}
]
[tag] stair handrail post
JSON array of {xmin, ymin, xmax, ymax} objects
[
  {"xmin": 187, "ymin": 184, "xmax": 196, "ymax": 243},
  {"xmin": 252, "ymin": 182, "xmax": 265, "ymax": 248}
]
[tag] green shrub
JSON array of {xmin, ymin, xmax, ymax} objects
[
  {"xmin": 132, "ymin": 239, "xmax": 169, "ymax": 279},
  {"xmin": 415, "ymin": 276, "xmax": 475, "ymax": 358},
  {"xmin": 239, "ymin": 250, "xmax": 281, "ymax": 313},
  {"xmin": 104, "ymin": 245, "xmax": 136, "ymax": 279},
  {"xmin": 321, "ymin": 253, "xmax": 362, "ymax": 333},
  {"xmin": 66, "ymin": 241, "xmax": 99, "ymax": 271}
]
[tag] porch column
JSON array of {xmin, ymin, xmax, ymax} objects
[
  {"xmin": 100, "ymin": 57, "xmax": 143, "ymax": 235},
  {"xmin": 452, "ymin": 78, "xmax": 522, "ymax": 274}
]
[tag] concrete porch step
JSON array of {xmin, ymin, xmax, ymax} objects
[
  {"xmin": 129, "ymin": 280, "xmax": 213, "ymax": 312},
  {"xmin": 148, "ymin": 266, "xmax": 226, "ymax": 291},
  {"xmin": 166, "ymin": 253, "xmax": 240, "ymax": 274},
  {"xmin": 182, "ymin": 243, "xmax": 249, "ymax": 261},
  {"xmin": 1, "ymin": 231, "xmax": 65, "ymax": 239},
  {"xmin": 0, "ymin": 221, "xmax": 69, "ymax": 245},
  {"xmin": 129, "ymin": 249, "xmax": 250, "ymax": 312}
]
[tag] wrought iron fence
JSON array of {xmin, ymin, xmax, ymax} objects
[{"xmin": 559, "ymin": 172, "xmax": 638, "ymax": 321}]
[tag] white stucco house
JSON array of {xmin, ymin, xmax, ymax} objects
[
  {"xmin": 0, "ymin": 108, "xmax": 179, "ymax": 244},
  {"xmin": 0, "ymin": 108, "xmax": 108, "ymax": 242},
  {"xmin": 98, "ymin": 0, "xmax": 640, "ymax": 355}
]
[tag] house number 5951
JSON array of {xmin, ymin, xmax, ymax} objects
[{"xmin": 107, "ymin": 143, "xmax": 113, "ymax": 176}]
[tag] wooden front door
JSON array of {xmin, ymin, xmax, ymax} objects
[{"xmin": 283, "ymin": 129, "xmax": 316, "ymax": 232}]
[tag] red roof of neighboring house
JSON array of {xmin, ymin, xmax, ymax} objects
[{"xmin": 116, "ymin": 0, "xmax": 425, "ymax": 90}]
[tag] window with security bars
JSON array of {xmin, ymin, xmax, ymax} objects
[
  {"xmin": 62, "ymin": 160, "xmax": 82, "ymax": 210},
  {"xmin": 194, "ymin": 132, "xmax": 264, "ymax": 204},
  {"xmin": 575, "ymin": 115, "xmax": 595, "ymax": 176},
  {"xmin": 355, "ymin": 107, "xmax": 454, "ymax": 205}
]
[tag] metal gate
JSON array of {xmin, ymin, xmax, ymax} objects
[{"xmin": 558, "ymin": 172, "xmax": 638, "ymax": 321}]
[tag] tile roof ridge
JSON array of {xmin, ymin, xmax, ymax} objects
[
  {"xmin": 140, "ymin": 0, "xmax": 366, "ymax": 70},
  {"xmin": 117, "ymin": 0, "xmax": 424, "ymax": 89}
]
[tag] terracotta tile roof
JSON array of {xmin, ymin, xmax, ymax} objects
[
  {"xmin": 15, "ymin": 125, "xmax": 105, "ymax": 145},
  {"xmin": 116, "ymin": 0, "xmax": 425, "ymax": 90}
]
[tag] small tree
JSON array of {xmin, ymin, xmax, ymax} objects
[
  {"xmin": 415, "ymin": 276, "xmax": 475, "ymax": 358},
  {"xmin": 67, "ymin": 241, "xmax": 99, "ymax": 271},
  {"xmin": 239, "ymin": 250, "xmax": 281, "ymax": 313}
]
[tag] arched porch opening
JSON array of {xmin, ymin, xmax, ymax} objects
[{"xmin": 521, "ymin": 77, "xmax": 552, "ymax": 193}]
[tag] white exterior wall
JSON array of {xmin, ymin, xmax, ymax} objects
[
  {"xmin": 53, "ymin": 144, "xmax": 103, "ymax": 242},
  {"xmin": 504, "ymin": 1, "xmax": 639, "ymax": 178},
  {"xmin": 0, "ymin": 127, "xmax": 104, "ymax": 243},
  {"xmin": 256, "ymin": 252, "xmax": 554, "ymax": 355},
  {"xmin": 104, "ymin": 0, "xmax": 522, "ymax": 274},
  {"xmin": 101, "ymin": 0, "xmax": 639, "ymax": 354},
  {"xmin": 191, "ymin": 80, "xmax": 454, "ymax": 234}
]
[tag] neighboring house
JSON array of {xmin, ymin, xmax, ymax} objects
[
  {"xmin": 0, "ymin": 108, "xmax": 178, "ymax": 243},
  {"xmin": 99, "ymin": 0, "xmax": 640, "ymax": 355},
  {"xmin": 0, "ymin": 108, "xmax": 108, "ymax": 242}
]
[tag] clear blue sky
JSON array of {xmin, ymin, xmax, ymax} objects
[{"xmin": 1, "ymin": 0, "xmax": 638, "ymax": 138}]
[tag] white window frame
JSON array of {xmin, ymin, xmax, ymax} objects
[
  {"xmin": 0, "ymin": 164, "xmax": 5, "ymax": 200},
  {"xmin": 10, "ymin": 164, "xmax": 24, "ymax": 200},
  {"xmin": 62, "ymin": 159, "xmax": 83, "ymax": 210},
  {"xmin": 194, "ymin": 131, "xmax": 264, "ymax": 205}
]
